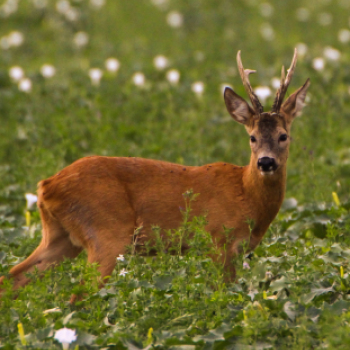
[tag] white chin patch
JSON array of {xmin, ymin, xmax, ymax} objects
[{"xmin": 260, "ymin": 170, "xmax": 274, "ymax": 176}]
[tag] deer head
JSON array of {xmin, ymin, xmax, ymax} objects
[{"xmin": 224, "ymin": 49, "xmax": 310, "ymax": 176}]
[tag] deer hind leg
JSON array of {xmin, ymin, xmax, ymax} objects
[
  {"xmin": 0, "ymin": 204, "xmax": 82, "ymax": 294},
  {"xmin": 87, "ymin": 225, "xmax": 133, "ymax": 284},
  {"xmin": 68, "ymin": 222, "xmax": 134, "ymax": 304}
]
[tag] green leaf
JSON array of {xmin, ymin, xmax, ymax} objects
[
  {"xmin": 0, "ymin": 251, "xmax": 6, "ymax": 263},
  {"xmin": 324, "ymin": 300, "xmax": 350, "ymax": 316},
  {"xmin": 121, "ymin": 339, "xmax": 151, "ymax": 350},
  {"xmin": 193, "ymin": 324, "xmax": 229, "ymax": 344},
  {"xmin": 302, "ymin": 286, "xmax": 335, "ymax": 304},
  {"xmin": 63, "ymin": 311, "xmax": 76, "ymax": 325},
  {"xmin": 269, "ymin": 276, "xmax": 290, "ymax": 293},
  {"xmin": 35, "ymin": 326, "xmax": 54, "ymax": 341},
  {"xmin": 153, "ymin": 275, "xmax": 173, "ymax": 291},
  {"xmin": 76, "ymin": 331, "xmax": 97, "ymax": 346},
  {"xmin": 10, "ymin": 308, "xmax": 19, "ymax": 322},
  {"xmin": 282, "ymin": 198, "xmax": 298, "ymax": 211},
  {"xmin": 311, "ymin": 222, "xmax": 328, "ymax": 239},
  {"xmin": 283, "ymin": 301, "xmax": 296, "ymax": 321}
]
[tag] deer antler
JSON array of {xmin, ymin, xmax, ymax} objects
[
  {"xmin": 236, "ymin": 51, "xmax": 263, "ymax": 116},
  {"xmin": 271, "ymin": 48, "xmax": 298, "ymax": 113}
]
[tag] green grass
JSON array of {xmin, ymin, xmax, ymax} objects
[{"xmin": 1, "ymin": 0, "xmax": 350, "ymax": 348}]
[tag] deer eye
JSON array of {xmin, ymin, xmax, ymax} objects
[
  {"xmin": 279, "ymin": 134, "xmax": 288, "ymax": 142},
  {"xmin": 250, "ymin": 135, "xmax": 257, "ymax": 143}
]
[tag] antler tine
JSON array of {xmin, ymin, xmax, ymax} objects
[
  {"xmin": 272, "ymin": 48, "xmax": 298, "ymax": 113},
  {"xmin": 285, "ymin": 47, "xmax": 297, "ymax": 86},
  {"xmin": 281, "ymin": 66, "xmax": 286, "ymax": 85},
  {"xmin": 236, "ymin": 51, "xmax": 263, "ymax": 116}
]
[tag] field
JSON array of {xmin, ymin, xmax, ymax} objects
[{"xmin": 1, "ymin": 0, "xmax": 350, "ymax": 348}]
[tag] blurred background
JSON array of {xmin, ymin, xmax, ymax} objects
[{"xmin": 0, "ymin": 0, "xmax": 350, "ymax": 208}]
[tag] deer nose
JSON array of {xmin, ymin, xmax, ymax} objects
[{"xmin": 258, "ymin": 157, "xmax": 277, "ymax": 172}]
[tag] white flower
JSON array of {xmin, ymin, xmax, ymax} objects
[
  {"xmin": 117, "ymin": 254, "xmax": 125, "ymax": 261},
  {"xmin": 259, "ymin": 3, "xmax": 274, "ymax": 18},
  {"xmin": 254, "ymin": 86, "xmax": 271, "ymax": 103},
  {"xmin": 243, "ymin": 262, "xmax": 250, "ymax": 270},
  {"xmin": 338, "ymin": 29, "xmax": 350, "ymax": 44},
  {"xmin": 132, "ymin": 72, "xmax": 145, "ymax": 86},
  {"xmin": 7, "ymin": 31, "xmax": 23, "ymax": 47},
  {"xmin": 153, "ymin": 55, "xmax": 168, "ymax": 70},
  {"xmin": 73, "ymin": 31, "xmax": 89, "ymax": 48},
  {"xmin": 283, "ymin": 197, "xmax": 298, "ymax": 209},
  {"xmin": 25, "ymin": 193, "xmax": 38, "ymax": 209},
  {"xmin": 54, "ymin": 328, "xmax": 77, "ymax": 350},
  {"xmin": 90, "ymin": 0, "xmax": 105, "ymax": 8},
  {"xmin": 166, "ymin": 69, "xmax": 180, "ymax": 84},
  {"xmin": 260, "ymin": 23, "xmax": 274, "ymax": 41},
  {"xmin": 318, "ymin": 12, "xmax": 332, "ymax": 26},
  {"xmin": 295, "ymin": 8, "xmax": 310, "ymax": 22},
  {"xmin": 40, "ymin": 64, "xmax": 56, "ymax": 78},
  {"xmin": 32, "ymin": 0, "xmax": 47, "ymax": 9},
  {"xmin": 338, "ymin": 29, "xmax": 350, "ymax": 43},
  {"xmin": 9, "ymin": 66, "xmax": 24, "ymax": 81},
  {"xmin": 105, "ymin": 58, "xmax": 120, "ymax": 72},
  {"xmin": 151, "ymin": 0, "xmax": 169, "ymax": 8},
  {"xmin": 191, "ymin": 81, "xmax": 205, "ymax": 96},
  {"xmin": 296, "ymin": 42, "xmax": 308, "ymax": 57},
  {"xmin": 271, "ymin": 77, "xmax": 280, "ymax": 90},
  {"xmin": 323, "ymin": 46, "xmax": 341, "ymax": 61},
  {"xmin": 312, "ymin": 57, "xmax": 324, "ymax": 71},
  {"xmin": 56, "ymin": 0, "xmax": 70, "ymax": 14},
  {"xmin": 119, "ymin": 268, "xmax": 128, "ymax": 276},
  {"xmin": 65, "ymin": 8, "xmax": 79, "ymax": 21},
  {"xmin": 194, "ymin": 51, "xmax": 205, "ymax": 62},
  {"xmin": 0, "ymin": 0, "xmax": 18, "ymax": 17},
  {"xmin": 18, "ymin": 78, "xmax": 32, "ymax": 93},
  {"xmin": 88, "ymin": 68, "xmax": 103, "ymax": 86},
  {"xmin": 166, "ymin": 11, "xmax": 183, "ymax": 28},
  {"xmin": 17, "ymin": 126, "xmax": 27, "ymax": 140}
]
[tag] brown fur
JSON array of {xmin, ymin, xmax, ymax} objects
[{"xmin": 0, "ymin": 66, "xmax": 310, "ymax": 300}]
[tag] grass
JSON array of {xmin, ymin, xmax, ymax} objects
[{"xmin": 1, "ymin": 0, "xmax": 350, "ymax": 348}]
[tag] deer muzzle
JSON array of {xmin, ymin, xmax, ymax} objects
[{"xmin": 257, "ymin": 157, "xmax": 277, "ymax": 175}]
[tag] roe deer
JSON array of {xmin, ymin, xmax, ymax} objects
[{"xmin": 0, "ymin": 49, "xmax": 309, "ymax": 298}]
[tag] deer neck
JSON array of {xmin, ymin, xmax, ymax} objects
[
  {"xmin": 237, "ymin": 159, "xmax": 287, "ymax": 251},
  {"xmin": 242, "ymin": 157, "xmax": 287, "ymax": 219}
]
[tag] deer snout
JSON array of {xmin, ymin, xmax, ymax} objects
[{"xmin": 257, "ymin": 157, "xmax": 277, "ymax": 174}]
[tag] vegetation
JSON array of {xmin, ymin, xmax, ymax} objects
[{"xmin": 1, "ymin": 0, "xmax": 350, "ymax": 348}]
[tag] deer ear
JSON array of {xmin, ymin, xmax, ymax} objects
[
  {"xmin": 281, "ymin": 79, "xmax": 310, "ymax": 120},
  {"xmin": 224, "ymin": 87, "xmax": 255, "ymax": 125}
]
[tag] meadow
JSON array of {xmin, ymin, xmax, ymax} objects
[{"xmin": 1, "ymin": 0, "xmax": 350, "ymax": 348}]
